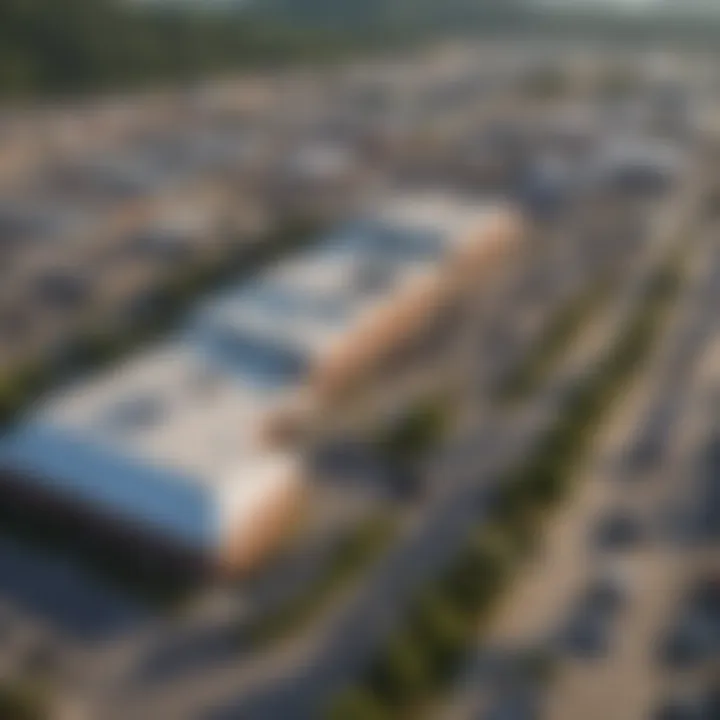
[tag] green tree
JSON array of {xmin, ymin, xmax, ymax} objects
[
  {"xmin": 381, "ymin": 398, "xmax": 449, "ymax": 465},
  {"xmin": 325, "ymin": 687, "xmax": 389, "ymax": 720},
  {"xmin": 0, "ymin": 680, "xmax": 47, "ymax": 720},
  {"xmin": 368, "ymin": 630, "xmax": 432, "ymax": 706},
  {"xmin": 411, "ymin": 590, "xmax": 468, "ymax": 678}
]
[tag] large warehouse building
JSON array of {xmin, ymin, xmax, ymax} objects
[{"xmin": 0, "ymin": 193, "xmax": 523, "ymax": 575}]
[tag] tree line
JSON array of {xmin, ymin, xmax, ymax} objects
[
  {"xmin": 326, "ymin": 246, "xmax": 687, "ymax": 720},
  {"xmin": 0, "ymin": 0, "xmax": 344, "ymax": 98},
  {"xmin": 1, "ymin": 0, "xmax": 717, "ymax": 100}
]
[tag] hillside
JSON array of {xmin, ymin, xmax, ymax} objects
[
  {"xmin": 252, "ymin": 0, "xmax": 720, "ymax": 43},
  {"xmin": 0, "ymin": 0, "xmax": 339, "ymax": 98},
  {"xmin": 251, "ymin": 0, "xmax": 526, "ymax": 34},
  {"xmin": 1, "ymin": 0, "xmax": 719, "ymax": 100}
]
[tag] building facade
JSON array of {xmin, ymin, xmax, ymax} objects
[{"xmin": 0, "ymin": 193, "xmax": 524, "ymax": 576}]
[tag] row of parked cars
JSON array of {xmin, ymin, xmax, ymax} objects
[{"xmin": 660, "ymin": 575, "xmax": 720, "ymax": 671}]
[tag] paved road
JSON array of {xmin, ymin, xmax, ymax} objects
[
  {"xmin": 0, "ymin": 161, "xmax": 704, "ymax": 720},
  {"xmin": 65, "ymin": 168, "xmax": 607, "ymax": 719},
  {"xmin": 173, "ymin": 184, "xmax": 702, "ymax": 720},
  {"xmin": 68, "ymin": 204, "xmax": 596, "ymax": 719},
  {"xmin": 547, "ymin": 233, "xmax": 720, "ymax": 720},
  {"xmin": 77, "ymin": 160, "xmax": 705, "ymax": 720},
  {"xmin": 441, "ymin": 219, "xmax": 719, "ymax": 720}
]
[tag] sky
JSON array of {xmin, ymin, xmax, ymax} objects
[
  {"xmin": 540, "ymin": 0, "xmax": 658, "ymax": 8},
  {"xmin": 542, "ymin": 0, "xmax": 720, "ymax": 10}
]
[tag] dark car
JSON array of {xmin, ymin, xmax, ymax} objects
[
  {"xmin": 559, "ymin": 609, "xmax": 610, "ymax": 659},
  {"xmin": 660, "ymin": 617, "xmax": 715, "ymax": 669},
  {"xmin": 594, "ymin": 511, "xmax": 645, "ymax": 551},
  {"xmin": 660, "ymin": 576, "xmax": 720, "ymax": 669},
  {"xmin": 690, "ymin": 576, "xmax": 720, "ymax": 620},
  {"xmin": 701, "ymin": 689, "xmax": 720, "ymax": 719},
  {"xmin": 388, "ymin": 466, "xmax": 427, "ymax": 502},
  {"xmin": 33, "ymin": 270, "xmax": 92, "ymax": 309},
  {"xmin": 484, "ymin": 688, "xmax": 539, "ymax": 720},
  {"xmin": 655, "ymin": 698, "xmax": 704, "ymax": 720},
  {"xmin": 557, "ymin": 572, "xmax": 630, "ymax": 659},
  {"xmin": 585, "ymin": 571, "xmax": 631, "ymax": 616},
  {"xmin": 688, "ymin": 576, "xmax": 720, "ymax": 657},
  {"xmin": 655, "ymin": 690, "xmax": 720, "ymax": 720},
  {"xmin": 625, "ymin": 436, "xmax": 663, "ymax": 474}
]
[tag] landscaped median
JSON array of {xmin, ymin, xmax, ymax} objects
[
  {"xmin": 249, "ymin": 514, "xmax": 398, "ymax": 648},
  {"xmin": 236, "ymin": 395, "xmax": 449, "ymax": 649},
  {"xmin": 496, "ymin": 274, "xmax": 614, "ymax": 405},
  {"xmin": 325, "ymin": 248, "xmax": 687, "ymax": 720}
]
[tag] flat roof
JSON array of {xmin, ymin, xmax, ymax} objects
[
  {"xmin": 30, "ymin": 342, "xmax": 290, "ymax": 481},
  {"xmin": 1, "ymin": 192, "xmax": 511, "ymax": 496},
  {"xmin": 192, "ymin": 192, "xmax": 504, "ymax": 362}
]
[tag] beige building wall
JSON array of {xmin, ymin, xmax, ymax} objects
[
  {"xmin": 311, "ymin": 207, "xmax": 525, "ymax": 405},
  {"xmin": 218, "ymin": 472, "xmax": 307, "ymax": 575}
]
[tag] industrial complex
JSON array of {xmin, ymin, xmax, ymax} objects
[{"xmin": 0, "ymin": 193, "xmax": 522, "ymax": 575}]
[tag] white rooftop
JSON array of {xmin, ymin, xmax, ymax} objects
[
  {"xmin": 0, "ymin": 192, "xmax": 509, "ymax": 544},
  {"xmin": 31, "ymin": 342, "xmax": 291, "ymax": 484},
  {"xmin": 191, "ymin": 193, "xmax": 503, "ymax": 363}
]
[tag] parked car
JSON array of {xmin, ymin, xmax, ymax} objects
[
  {"xmin": 559, "ymin": 609, "xmax": 610, "ymax": 659},
  {"xmin": 485, "ymin": 688, "xmax": 539, "ymax": 720},
  {"xmin": 585, "ymin": 568, "xmax": 632, "ymax": 616},
  {"xmin": 625, "ymin": 436, "xmax": 663, "ymax": 474},
  {"xmin": 556, "ymin": 569, "xmax": 631, "ymax": 660},
  {"xmin": 33, "ymin": 270, "xmax": 92, "ymax": 310},
  {"xmin": 660, "ymin": 615, "xmax": 716, "ymax": 669},
  {"xmin": 660, "ymin": 575, "xmax": 720, "ymax": 669},
  {"xmin": 655, "ymin": 689, "xmax": 719, "ymax": 720},
  {"xmin": 594, "ymin": 510, "xmax": 645, "ymax": 551}
]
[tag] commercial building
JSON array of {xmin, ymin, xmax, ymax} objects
[{"xmin": 0, "ymin": 193, "xmax": 523, "ymax": 576}]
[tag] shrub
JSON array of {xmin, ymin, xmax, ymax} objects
[
  {"xmin": 368, "ymin": 631, "xmax": 433, "ymax": 706},
  {"xmin": 443, "ymin": 556, "xmax": 495, "ymax": 615},
  {"xmin": 519, "ymin": 647, "xmax": 559, "ymax": 686},
  {"xmin": 381, "ymin": 398, "xmax": 449, "ymax": 464},
  {"xmin": 0, "ymin": 681, "xmax": 47, "ymax": 720},
  {"xmin": 411, "ymin": 590, "xmax": 469, "ymax": 678},
  {"xmin": 325, "ymin": 687, "xmax": 389, "ymax": 720}
]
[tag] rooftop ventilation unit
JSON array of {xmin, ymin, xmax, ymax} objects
[
  {"xmin": 103, "ymin": 395, "xmax": 166, "ymax": 434},
  {"xmin": 352, "ymin": 257, "xmax": 396, "ymax": 298}
]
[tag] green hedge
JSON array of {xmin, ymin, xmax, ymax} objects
[
  {"xmin": 380, "ymin": 398, "xmax": 450, "ymax": 464},
  {"xmin": 498, "ymin": 277, "xmax": 612, "ymax": 404},
  {"xmin": 325, "ymin": 250, "xmax": 686, "ymax": 718},
  {"xmin": 0, "ymin": 680, "xmax": 48, "ymax": 720},
  {"xmin": 250, "ymin": 515, "xmax": 397, "ymax": 647}
]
